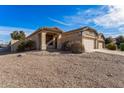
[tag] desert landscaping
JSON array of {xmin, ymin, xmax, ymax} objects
[{"xmin": 0, "ymin": 51, "xmax": 124, "ymax": 88}]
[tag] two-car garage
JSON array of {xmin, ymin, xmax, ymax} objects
[{"xmin": 83, "ymin": 38, "xmax": 104, "ymax": 52}]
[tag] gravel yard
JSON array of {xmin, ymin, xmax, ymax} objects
[{"xmin": 0, "ymin": 52, "xmax": 124, "ymax": 88}]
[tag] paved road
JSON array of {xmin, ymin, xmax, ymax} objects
[
  {"xmin": 0, "ymin": 47, "xmax": 10, "ymax": 55},
  {"xmin": 0, "ymin": 48, "xmax": 5, "ymax": 52}
]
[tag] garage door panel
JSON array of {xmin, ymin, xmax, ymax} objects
[
  {"xmin": 98, "ymin": 42, "xmax": 103, "ymax": 49},
  {"xmin": 83, "ymin": 39, "xmax": 95, "ymax": 52}
]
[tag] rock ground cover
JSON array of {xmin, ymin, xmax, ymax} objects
[{"xmin": 0, "ymin": 52, "xmax": 124, "ymax": 88}]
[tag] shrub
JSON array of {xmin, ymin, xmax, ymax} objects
[
  {"xmin": 105, "ymin": 36, "xmax": 114, "ymax": 44},
  {"xmin": 71, "ymin": 42, "xmax": 84, "ymax": 53},
  {"xmin": 120, "ymin": 43, "xmax": 124, "ymax": 51},
  {"xmin": 17, "ymin": 40, "xmax": 35, "ymax": 52},
  {"xmin": 106, "ymin": 43, "xmax": 116, "ymax": 50},
  {"xmin": 61, "ymin": 41, "xmax": 71, "ymax": 51},
  {"xmin": 17, "ymin": 42, "xmax": 26, "ymax": 52},
  {"xmin": 116, "ymin": 35, "xmax": 124, "ymax": 48},
  {"xmin": 25, "ymin": 40, "xmax": 35, "ymax": 50}
]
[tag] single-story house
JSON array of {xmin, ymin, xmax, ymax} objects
[{"xmin": 11, "ymin": 26, "xmax": 105, "ymax": 52}]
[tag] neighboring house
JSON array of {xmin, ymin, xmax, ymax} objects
[{"xmin": 11, "ymin": 26, "xmax": 105, "ymax": 52}]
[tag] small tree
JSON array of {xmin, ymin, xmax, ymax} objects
[
  {"xmin": 106, "ymin": 43, "xmax": 116, "ymax": 50},
  {"xmin": 105, "ymin": 36, "xmax": 114, "ymax": 44},
  {"xmin": 120, "ymin": 43, "xmax": 124, "ymax": 51},
  {"xmin": 19, "ymin": 31, "xmax": 26, "ymax": 40},
  {"xmin": 116, "ymin": 35, "xmax": 124, "ymax": 48},
  {"xmin": 11, "ymin": 31, "xmax": 26, "ymax": 40},
  {"xmin": 17, "ymin": 40, "xmax": 35, "ymax": 52},
  {"xmin": 25, "ymin": 40, "xmax": 35, "ymax": 50},
  {"xmin": 17, "ymin": 42, "xmax": 26, "ymax": 52}
]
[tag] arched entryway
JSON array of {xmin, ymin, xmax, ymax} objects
[
  {"xmin": 46, "ymin": 32, "xmax": 58, "ymax": 49},
  {"xmin": 38, "ymin": 27, "xmax": 62, "ymax": 51}
]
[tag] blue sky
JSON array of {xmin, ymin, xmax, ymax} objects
[{"xmin": 0, "ymin": 5, "xmax": 124, "ymax": 43}]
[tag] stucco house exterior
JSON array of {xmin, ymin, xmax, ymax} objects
[{"xmin": 11, "ymin": 26, "xmax": 105, "ymax": 52}]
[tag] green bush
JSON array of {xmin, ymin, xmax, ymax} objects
[
  {"xmin": 25, "ymin": 40, "xmax": 35, "ymax": 50},
  {"xmin": 61, "ymin": 41, "xmax": 71, "ymax": 51},
  {"xmin": 106, "ymin": 43, "xmax": 116, "ymax": 50},
  {"xmin": 116, "ymin": 35, "xmax": 124, "ymax": 48},
  {"xmin": 17, "ymin": 40, "xmax": 35, "ymax": 52},
  {"xmin": 71, "ymin": 42, "xmax": 84, "ymax": 53},
  {"xmin": 105, "ymin": 36, "xmax": 114, "ymax": 44},
  {"xmin": 17, "ymin": 42, "xmax": 26, "ymax": 52},
  {"xmin": 120, "ymin": 43, "xmax": 124, "ymax": 51}
]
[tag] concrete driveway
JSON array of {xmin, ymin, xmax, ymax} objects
[{"xmin": 94, "ymin": 49, "xmax": 124, "ymax": 56}]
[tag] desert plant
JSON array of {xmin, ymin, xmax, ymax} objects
[
  {"xmin": 11, "ymin": 31, "xmax": 26, "ymax": 40},
  {"xmin": 105, "ymin": 36, "xmax": 114, "ymax": 44},
  {"xmin": 17, "ymin": 40, "xmax": 35, "ymax": 52},
  {"xmin": 61, "ymin": 41, "xmax": 72, "ymax": 51},
  {"xmin": 106, "ymin": 43, "xmax": 116, "ymax": 50},
  {"xmin": 71, "ymin": 42, "xmax": 84, "ymax": 53},
  {"xmin": 116, "ymin": 35, "xmax": 124, "ymax": 48},
  {"xmin": 120, "ymin": 43, "xmax": 124, "ymax": 51},
  {"xmin": 25, "ymin": 40, "xmax": 35, "ymax": 50},
  {"xmin": 17, "ymin": 42, "xmax": 26, "ymax": 52}
]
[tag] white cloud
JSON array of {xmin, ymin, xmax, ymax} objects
[
  {"xmin": 60, "ymin": 6, "xmax": 108, "ymax": 27},
  {"xmin": 93, "ymin": 5, "xmax": 124, "ymax": 28},
  {"xmin": 104, "ymin": 32, "xmax": 122, "ymax": 38},
  {"xmin": 59, "ymin": 5, "xmax": 124, "ymax": 37},
  {"xmin": 63, "ymin": 10, "xmax": 91, "ymax": 26},
  {"xmin": 61, "ymin": 5, "xmax": 124, "ymax": 29},
  {"xmin": 48, "ymin": 6, "xmax": 109, "ymax": 28},
  {"xmin": 118, "ymin": 26, "xmax": 124, "ymax": 34},
  {"xmin": 48, "ymin": 17, "xmax": 71, "ymax": 26},
  {"xmin": 0, "ymin": 26, "xmax": 34, "ymax": 36}
]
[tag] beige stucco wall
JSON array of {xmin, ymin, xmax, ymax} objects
[
  {"xmin": 97, "ymin": 35, "xmax": 105, "ymax": 48},
  {"xmin": 40, "ymin": 32, "xmax": 46, "ymax": 50},
  {"xmin": 28, "ymin": 32, "xmax": 48, "ymax": 50},
  {"xmin": 60, "ymin": 31, "xmax": 82, "ymax": 46},
  {"xmin": 11, "ymin": 40, "xmax": 21, "ymax": 52},
  {"xmin": 57, "ymin": 34, "xmax": 62, "ymax": 49},
  {"xmin": 27, "ymin": 33, "xmax": 40, "ymax": 50}
]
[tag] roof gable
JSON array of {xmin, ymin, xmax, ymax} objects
[
  {"xmin": 98, "ymin": 33, "xmax": 105, "ymax": 40},
  {"xmin": 65, "ymin": 26, "xmax": 98, "ymax": 35},
  {"xmin": 37, "ymin": 27, "xmax": 63, "ymax": 33},
  {"xmin": 27, "ymin": 27, "xmax": 63, "ymax": 38}
]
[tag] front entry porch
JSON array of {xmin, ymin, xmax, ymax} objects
[
  {"xmin": 39, "ymin": 31, "xmax": 62, "ymax": 51},
  {"xmin": 46, "ymin": 33, "xmax": 58, "ymax": 49}
]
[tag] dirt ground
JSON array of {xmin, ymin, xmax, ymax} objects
[{"xmin": 0, "ymin": 52, "xmax": 124, "ymax": 88}]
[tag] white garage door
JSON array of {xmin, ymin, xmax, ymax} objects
[
  {"xmin": 98, "ymin": 42, "xmax": 103, "ymax": 49},
  {"xmin": 83, "ymin": 39, "xmax": 95, "ymax": 52}
]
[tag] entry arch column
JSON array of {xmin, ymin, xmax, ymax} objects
[
  {"xmin": 40, "ymin": 32, "xmax": 47, "ymax": 50},
  {"xmin": 57, "ymin": 34, "xmax": 62, "ymax": 49}
]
